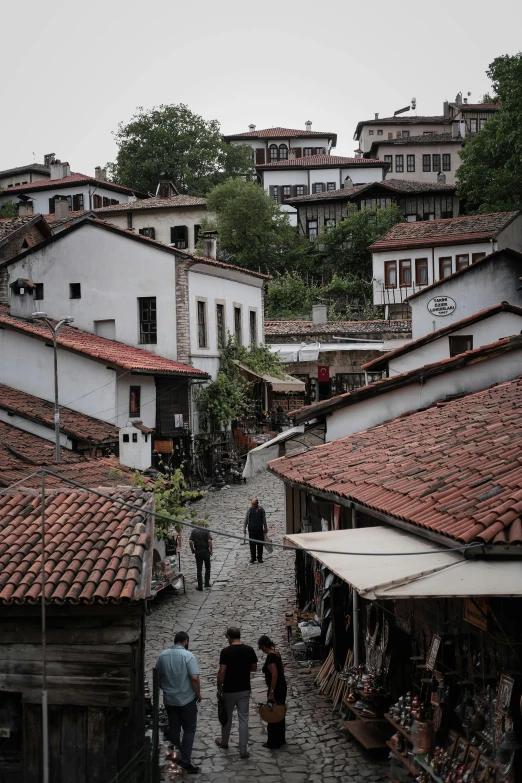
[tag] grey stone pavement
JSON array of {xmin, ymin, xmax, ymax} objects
[{"xmin": 145, "ymin": 470, "xmax": 387, "ymax": 783}]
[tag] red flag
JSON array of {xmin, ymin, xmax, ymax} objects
[{"xmin": 318, "ymin": 365, "xmax": 330, "ymax": 382}]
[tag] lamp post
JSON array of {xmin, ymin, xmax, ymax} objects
[{"xmin": 31, "ymin": 312, "xmax": 74, "ymax": 463}]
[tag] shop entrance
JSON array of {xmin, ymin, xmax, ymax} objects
[
  {"xmin": 318, "ymin": 380, "xmax": 331, "ymax": 401},
  {"xmin": 0, "ymin": 692, "xmax": 22, "ymax": 782}
]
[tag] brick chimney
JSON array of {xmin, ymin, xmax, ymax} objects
[
  {"xmin": 94, "ymin": 166, "xmax": 107, "ymax": 181},
  {"xmin": 201, "ymin": 234, "xmax": 217, "ymax": 260},
  {"xmin": 54, "ymin": 196, "xmax": 69, "ymax": 221},
  {"xmin": 305, "ymin": 120, "xmax": 312, "ymax": 131}
]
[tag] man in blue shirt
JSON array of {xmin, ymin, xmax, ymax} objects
[{"xmin": 157, "ymin": 631, "xmax": 201, "ymax": 774}]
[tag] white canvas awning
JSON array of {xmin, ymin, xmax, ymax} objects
[
  {"xmin": 284, "ymin": 527, "xmax": 522, "ymax": 599},
  {"xmin": 233, "ymin": 360, "xmax": 306, "ymax": 393},
  {"xmin": 243, "ymin": 425, "xmax": 305, "ymax": 478}
]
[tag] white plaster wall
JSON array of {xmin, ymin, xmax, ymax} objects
[
  {"xmin": 263, "ymin": 170, "xmax": 309, "ymax": 188},
  {"xmin": 98, "ymin": 206, "xmax": 208, "ymax": 252},
  {"xmin": 359, "ymin": 123, "xmax": 449, "ymax": 154},
  {"xmin": 119, "ymin": 425, "xmax": 152, "ymax": 471},
  {"xmin": 0, "ymin": 408, "xmax": 72, "ymax": 448},
  {"xmin": 8, "ymin": 223, "xmax": 179, "ymax": 360},
  {"xmin": 373, "ymin": 142, "xmax": 461, "ymax": 184},
  {"xmin": 263, "ymin": 165, "xmax": 385, "ymax": 193},
  {"xmin": 0, "ymin": 170, "xmax": 51, "ymax": 189},
  {"xmin": 0, "ymin": 183, "xmax": 133, "ymax": 213},
  {"xmin": 0, "ymin": 329, "xmax": 118, "ymax": 422},
  {"xmin": 389, "ymin": 311, "xmax": 522, "ymax": 374},
  {"xmin": 496, "ymin": 215, "xmax": 522, "ymax": 251},
  {"xmin": 188, "ymin": 268, "xmax": 264, "ymax": 379},
  {"xmin": 116, "ymin": 374, "xmax": 156, "ymax": 429},
  {"xmin": 326, "ymin": 348, "xmax": 522, "ymax": 442},
  {"xmin": 344, "ymin": 165, "xmax": 387, "ymax": 185}
]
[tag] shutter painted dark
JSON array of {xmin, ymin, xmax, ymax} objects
[
  {"xmin": 156, "ymin": 377, "xmax": 189, "ymax": 435},
  {"xmin": 256, "ymin": 148, "xmax": 265, "ymax": 164},
  {"xmin": 170, "ymin": 227, "xmax": 176, "ymax": 243},
  {"xmin": 293, "ymin": 147, "xmax": 302, "ymax": 159},
  {"xmin": 49, "ymin": 198, "xmax": 55, "ymax": 214}
]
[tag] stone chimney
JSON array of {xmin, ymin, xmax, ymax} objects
[
  {"xmin": 443, "ymin": 101, "xmax": 450, "ymax": 119},
  {"xmin": 95, "ymin": 166, "xmax": 107, "ymax": 181},
  {"xmin": 305, "ymin": 120, "xmax": 312, "ymax": 131},
  {"xmin": 44, "ymin": 153, "xmax": 56, "ymax": 167},
  {"xmin": 50, "ymin": 160, "xmax": 70, "ymax": 180},
  {"xmin": 54, "ymin": 196, "xmax": 69, "ymax": 221},
  {"xmin": 312, "ymin": 304, "xmax": 327, "ymax": 325},
  {"xmin": 248, "ymin": 124, "xmax": 256, "ymax": 131},
  {"xmin": 437, "ymin": 173, "xmax": 447, "ymax": 184},
  {"xmin": 374, "ymin": 113, "xmax": 379, "ymax": 120},
  {"xmin": 201, "ymin": 234, "xmax": 217, "ymax": 260},
  {"xmin": 18, "ymin": 200, "xmax": 34, "ymax": 216},
  {"xmin": 119, "ymin": 422, "xmax": 152, "ymax": 471},
  {"xmin": 9, "ymin": 278, "xmax": 36, "ymax": 319}
]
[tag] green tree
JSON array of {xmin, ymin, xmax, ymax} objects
[
  {"xmin": 457, "ymin": 53, "xmax": 522, "ymax": 212},
  {"xmin": 0, "ymin": 200, "xmax": 18, "ymax": 218},
  {"xmin": 317, "ymin": 205, "xmax": 403, "ymax": 278},
  {"xmin": 203, "ymin": 178, "xmax": 313, "ymax": 274},
  {"xmin": 266, "ymin": 272, "xmax": 382, "ymax": 320},
  {"xmin": 108, "ymin": 104, "xmax": 254, "ymax": 196}
]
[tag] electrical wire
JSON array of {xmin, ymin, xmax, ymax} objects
[
  {"xmin": 62, "ymin": 369, "xmax": 132, "ymax": 408},
  {"xmin": 0, "ymin": 468, "xmax": 484, "ymax": 559}
]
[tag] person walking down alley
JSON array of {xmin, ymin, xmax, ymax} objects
[
  {"xmin": 215, "ymin": 627, "xmax": 258, "ymax": 758},
  {"xmin": 244, "ymin": 497, "xmax": 268, "ymax": 563},
  {"xmin": 189, "ymin": 522, "xmax": 213, "ymax": 590},
  {"xmin": 157, "ymin": 632, "xmax": 201, "ymax": 775},
  {"xmin": 258, "ymin": 634, "xmax": 287, "ymax": 749}
]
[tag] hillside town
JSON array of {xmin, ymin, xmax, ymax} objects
[{"xmin": 1, "ymin": 7, "xmax": 522, "ymax": 783}]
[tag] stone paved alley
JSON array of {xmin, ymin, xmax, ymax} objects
[{"xmin": 145, "ymin": 470, "xmax": 387, "ymax": 783}]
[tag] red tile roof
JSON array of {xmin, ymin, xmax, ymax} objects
[
  {"xmin": 450, "ymin": 103, "xmax": 499, "ymax": 111},
  {"xmin": 0, "ymin": 457, "xmax": 137, "ymax": 490},
  {"xmin": 0, "ymin": 304, "xmax": 208, "ymax": 377},
  {"xmin": 362, "ymin": 303, "xmax": 522, "ymax": 372},
  {"xmin": 258, "ymin": 154, "xmax": 387, "ymax": 169},
  {"xmin": 369, "ymin": 211, "xmax": 521, "ymax": 252},
  {"xmin": 0, "ymin": 214, "xmax": 51, "ymax": 245},
  {"xmin": 0, "ymin": 488, "xmax": 153, "ymax": 603},
  {"xmin": 94, "ymin": 195, "xmax": 206, "ymax": 213},
  {"xmin": 369, "ymin": 133, "xmax": 458, "ymax": 147},
  {"xmin": 0, "ymin": 384, "xmax": 119, "ymax": 444},
  {"xmin": 354, "ymin": 116, "xmax": 450, "ymax": 139},
  {"xmin": 269, "ymin": 376, "xmax": 522, "ymax": 546},
  {"xmin": 0, "ymin": 162, "xmax": 50, "ymax": 178},
  {"xmin": 285, "ymin": 179, "xmax": 455, "ymax": 204},
  {"xmin": 0, "ymin": 172, "xmax": 147, "ymax": 198},
  {"xmin": 224, "ymin": 127, "xmax": 337, "ymax": 140},
  {"xmin": 264, "ymin": 319, "xmax": 411, "ymax": 337},
  {"xmin": 288, "ymin": 333, "xmax": 522, "ymax": 424},
  {"xmin": 0, "ymin": 420, "xmax": 81, "ymax": 472}
]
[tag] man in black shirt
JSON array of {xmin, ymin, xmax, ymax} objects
[
  {"xmin": 189, "ymin": 524, "xmax": 213, "ymax": 591},
  {"xmin": 215, "ymin": 627, "xmax": 258, "ymax": 758},
  {"xmin": 243, "ymin": 497, "xmax": 268, "ymax": 564}
]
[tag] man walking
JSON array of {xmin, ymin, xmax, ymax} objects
[
  {"xmin": 215, "ymin": 627, "xmax": 258, "ymax": 758},
  {"xmin": 157, "ymin": 632, "xmax": 201, "ymax": 775},
  {"xmin": 243, "ymin": 497, "xmax": 268, "ymax": 564},
  {"xmin": 189, "ymin": 522, "xmax": 213, "ymax": 590}
]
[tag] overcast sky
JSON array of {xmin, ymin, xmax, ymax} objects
[{"xmin": 1, "ymin": 0, "xmax": 521, "ymax": 178}]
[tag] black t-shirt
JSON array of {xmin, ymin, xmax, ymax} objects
[
  {"xmin": 189, "ymin": 527, "xmax": 212, "ymax": 552},
  {"xmin": 219, "ymin": 644, "xmax": 258, "ymax": 692}
]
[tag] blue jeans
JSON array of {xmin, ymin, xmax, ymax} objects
[{"xmin": 166, "ymin": 698, "xmax": 198, "ymax": 767}]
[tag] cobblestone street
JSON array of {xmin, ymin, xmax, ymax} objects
[{"xmin": 145, "ymin": 471, "xmax": 387, "ymax": 783}]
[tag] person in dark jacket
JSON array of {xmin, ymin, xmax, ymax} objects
[
  {"xmin": 189, "ymin": 523, "xmax": 212, "ymax": 590},
  {"xmin": 243, "ymin": 497, "xmax": 268, "ymax": 563},
  {"xmin": 258, "ymin": 635, "xmax": 287, "ymax": 749}
]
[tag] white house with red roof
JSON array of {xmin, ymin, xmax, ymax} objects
[
  {"xmin": 224, "ymin": 122, "xmax": 337, "ymax": 165},
  {"xmin": 0, "ymin": 160, "xmax": 147, "ymax": 215},
  {"xmin": 370, "ymin": 211, "xmax": 522, "ymax": 319}
]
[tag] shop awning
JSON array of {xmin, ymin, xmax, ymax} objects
[
  {"xmin": 243, "ymin": 425, "xmax": 305, "ymax": 479},
  {"xmin": 283, "ymin": 527, "xmax": 522, "ymax": 599},
  {"xmin": 233, "ymin": 360, "xmax": 306, "ymax": 393}
]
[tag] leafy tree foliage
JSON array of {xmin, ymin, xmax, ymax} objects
[
  {"xmin": 0, "ymin": 200, "xmax": 18, "ymax": 218},
  {"xmin": 457, "ymin": 53, "xmax": 522, "ymax": 212},
  {"xmin": 202, "ymin": 178, "xmax": 313, "ymax": 274},
  {"xmin": 108, "ymin": 104, "xmax": 254, "ymax": 196},
  {"xmin": 266, "ymin": 273, "xmax": 381, "ymax": 320}
]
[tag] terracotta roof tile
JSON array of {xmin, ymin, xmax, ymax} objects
[
  {"xmin": 264, "ymin": 319, "xmax": 411, "ymax": 337},
  {"xmin": 0, "ymin": 162, "xmax": 50, "ymax": 178},
  {"xmin": 258, "ymin": 154, "xmax": 386, "ymax": 169},
  {"xmin": 369, "ymin": 133, "xmax": 459, "ymax": 146},
  {"xmin": 225, "ymin": 127, "xmax": 336, "ymax": 140},
  {"xmin": 0, "ymin": 488, "xmax": 153, "ymax": 603},
  {"xmin": 0, "ymin": 214, "xmax": 47, "ymax": 244},
  {"xmin": 0, "ymin": 304, "xmax": 207, "ymax": 377},
  {"xmin": 285, "ymin": 179, "xmax": 456, "ymax": 204},
  {"xmin": 94, "ymin": 195, "xmax": 206, "ymax": 213},
  {"xmin": 0, "ymin": 384, "xmax": 119, "ymax": 444},
  {"xmin": 1, "ymin": 172, "xmax": 147, "ymax": 198},
  {"xmin": 270, "ymin": 376, "xmax": 522, "ymax": 546}
]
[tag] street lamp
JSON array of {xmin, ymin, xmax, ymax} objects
[{"xmin": 31, "ymin": 312, "xmax": 74, "ymax": 463}]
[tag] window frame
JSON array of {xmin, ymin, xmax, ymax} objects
[
  {"xmin": 307, "ymin": 219, "xmax": 318, "ymax": 240},
  {"xmin": 139, "ymin": 227, "xmax": 155, "ymax": 239},
  {"xmin": 384, "ymin": 155, "xmax": 393, "ymax": 172},
  {"xmin": 470, "ymin": 119, "xmax": 477, "ymax": 134},
  {"xmin": 303, "ymin": 147, "xmax": 313, "ymax": 157},
  {"xmin": 249, "ymin": 308, "xmax": 258, "ymax": 346},
  {"xmin": 295, "ymin": 185, "xmax": 305, "ymax": 196},
  {"xmin": 69, "ymin": 283, "xmax": 81, "ymax": 299},
  {"xmin": 407, "ymin": 154, "xmax": 415, "ymax": 172},
  {"xmin": 449, "ymin": 335, "xmax": 473, "ymax": 357},
  {"xmin": 401, "ymin": 130, "xmax": 410, "ymax": 138},
  {"xmin": 439, "ymin": 256, "xmax": 452, "ymax": 279},
  {"xmin": 415, "ymin": 258, "xmax": 428, "ymax": 286},
  {"xmin": 138, "ymin": 296, "xmax": 157, "ymax": 345},
  {"xmin": 269, "ymin": 144, "xmax": 278, "ymax": 162},
  {"xmin": 472, "ymin": 252, "xmax": 486, "ymax": 264},
  {"xmin": 312, "ymin": 183, "xmax": 325, "ymax": 194},
  {"xmin": 399, "ymin": 259, "xmax": 412, "ymax": 287},
  {"xmin": 215, "ymin": 301, "xmax": 226, "ymax": 350},
  {"xmin": 442, "ymin": 154, "xmax": 451, "ymax": 171},
  {"xmin": 377, "ymin": 129, "xmax": 383, "ymax": 136},
  {"xmin": 129, "ymin": 386, "xmax": 141, "ymax": 417},
  {"xmin": 327, "ymin": 182, "xmax": 336, "ymax": 191},
  {"xmin": 384, "ymin": 260, "xmax": 397, "ymax": 288},
  {"xmin": 233, "ymin": 304, "xmax": 242, "ymax": 344},
  {"xmin": 456, "ymin": 254, "xmax": 469, "ymax": 271},
  {"xmin": 432, "ymin": 154, "xmax": 441, "ymax": 172},
  {"xmin": 422, "ymin": 155, "xmax": 431, "ymax": 172},
  {"xmin": 395, "ymin": 154, "xmax": 404, "ymax": 173},
  {"xmin": 33, "ymin": 283, "xmax": 44, "ymax": 300},
  {"xmin": 196, "ymin": 297, "xmax": 208, "ymax": 349},
  {"xmin": 278, "ymin": 144, "xmax": 288, "ymax": 160}
]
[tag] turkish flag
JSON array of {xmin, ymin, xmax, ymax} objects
[{"xmin": 318, "ymin": 365, "xmax": 330, "ymax": 382}]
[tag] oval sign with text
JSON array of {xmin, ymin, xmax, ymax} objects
[{"xmin": 427, "ymin": 295, "xmax": 456, "ymax": 317}]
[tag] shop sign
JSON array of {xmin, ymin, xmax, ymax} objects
[
  {"xmin": 174, "ymin": 413, "xmax": 184, "ymax": 428},
  {"xmin": 463, "ymin": 597, "xmax": 488, "ymax": 630},
  {"xmin": 427, "ymin": 296, "xmax": 456, "ymax": 317},
  {"xmin": 426, "ymin": 633, "xmax": 441, "ymax": 670},
  {"xmin": 318, "ymin": 365, "xmax": 330, "ymax": 382}
]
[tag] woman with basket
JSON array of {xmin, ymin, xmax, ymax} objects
[{"xmin": 258, "ymin": 635, "xmax": 287, "ymax": 749}]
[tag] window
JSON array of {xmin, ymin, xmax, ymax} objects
[
  {"xmin": 122, "ymin": 434, "xmax": 129, "ymax": 443},
  {"xmin": 111, "ymin": 199, "xmax": 119, "ymax": 206},
  {"xmin": 170, "ymin": 225, "xmax": 188, "ymax": 248},
  {"xmin": 69, "ymin": 283, "xmax": 81, "ymax": 299},
  {"xmin": 102, "ymin": 197, "xmax": 111, "ymax": 207},
  {"xmin": 72, "ymin": 194, "xmax": 84, "ymax": 211},
  {"xmin": 139, "ymin": 297, "xmax": 157, "ymax": 344},
  {"xmin": 472, "ymin": 252, "xmax": 486, "ymax": 263},
  {"xmin": 93, "ymin": 194, "xmax": 102, "ymax": 209},
  {"xmin": 470, "ymin": 119, "xmax": 477, "ymax": 134},
  {"xmin": 34, "ymin": 283, "xmax": 44, "ymax": 300},
  {"xmin": 139, "ymin": 227, "xmax": 156, "ymax": 239},
  {"xmin": 48, "ymin": 198, "xmax": 55, "ymax": 214},
  {"xmin": 456, "ymin": 254, "xmax": 469, "ymax": 271},
  {"xmin": 442, "ymin": 154, "xmax": 451, "ymax": 171},
  {"xmin": 269, "ymin": 144, "xmax": 278, "ymax": 162},
  {"xmin": 440, "ymin": 196, "xmax": 454, "ymax": 219},
  {"xmin": 432, "ymin": 154, "xmax": 441, "ymax": 172},
  {"xmin": 132, "ymin": 433, "xmax": 138, "ymax": 443},
  {"xmin": 303, "ymin": 147, "xmax": 312, "ymax": 156},
  {"xmin": 127, "ymin": 212, "xmax": 133, "ymax": 229},
  {"xmin": 422, "ymin": 155, "xmax": 431, "ymax": 172},
  {"xmin": 282, "ymin": 185, "xmax": 292, "ymax": 200},
  {"xmin": 325, "ymin": 218, "xmax": 336, "ymax": 230},
  {"xmin": 377, "ymin": 129, "xmax": 383, "ymax": 136},
  {"xmin": 402, "ymin": 130, "xmax": 410, "ymax": 138},
  {"xmin": 449, "ymin": 335, "xmax": 473, "ymax": 357},
  {"xmin": 197, "ymin": 300, "xmax": 207, "ymax": 348},
  {"xmin": 479, "ymin": 119, "xmax": 486, "ymax": 130},
  {"xmin": 194, "ymin": 224, "xmax": 201, "ymax": 245},
  {"xmin": 385, "ymin": 260, "xmax": 397, "ymax": 288},
  {"xmin": 395, "ymin": 155, "xmax": 404, "ymax": 173},
  {"xmin": 406, "ymin": 215, "xmax": 417, "ymax": 222},
  {"xmin": 439, "ymin": 257, "xmax": 452, "ymax": 279},
  {"xmin": 423, "ymin": 213, "xmax": 435, "ymax": 221},
  {"xmin": 415, "ymin": 258, "xmax": 428, "ymax": 286},
  {"xmin": 312, "ymin": 183, "xmax": 324, "ymax": 193},
  {"xmin": 307, "ymin": 219, "xmax": 318, "ymax": 240},
  {"xmin": 369, "ymin": 130, "xmax": 374, "ymax": 135},
  {"xmin": 296, "ymin": 185, "xmax": 305, "ymax": 196},
  {"xmin": 249, "ymin": 310, "xmax": 257, "ymax": 345},
  {"xmin": 129, "ymin": 386, "xmax": 141, "ymax": 417},
  {"xmin": 216, "ymin": 303, "xmax": 225, "ymax": 349},
  {"xmin": 327, "ymin": 182, "xmax": 336, "ymax": 191},
  {"xmin": 384, "ymin": 155, "xmax": 393, "ymax": 172},
  {"xmin": 399, "ymin": 259, "xmax": 412, "ymax": 287},
  {"xmin": 269, "ymin": 186, "xmax": 279, "ymax": 202},
  {"xmin": 279, "ymin": 145, "xmax": 288, "ymax": 160},
  {"xmin": 234, "ymin": 306, "xmax": 242, "ymax": 343},
  {"xmin": 407, "ymin": 154, "xmax": 415, "ymax": 172}
]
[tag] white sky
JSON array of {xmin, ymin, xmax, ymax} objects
[{"xmin": 1, "ymin": 0, "xmax": 521, "ymax": 178}]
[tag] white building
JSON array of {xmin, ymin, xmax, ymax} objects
[
  {"xmin": 354, "ymin": 114, "xmax": 451, "ymax": 155},
  {"xmin": 224, "ymin": 123, "xmax": 337, "ymax": 165},
  {"xmin": 370, "ymin": 212, "xmax": 522, "ymax": 320},
  {"xmin": 0, "ymin": 161, "xmax": 51, "ymax": 190},
  {"xmin": 0, "ymin": 160, "xmax": 146, "ymax": 215},
  {"xmin": 365, "ymin": 133, "xmax": 462, "ymax": 185}
]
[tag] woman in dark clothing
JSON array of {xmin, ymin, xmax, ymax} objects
[{"xmin": 258, "ymin": 635, "xmax": 287, "ymax": 749}]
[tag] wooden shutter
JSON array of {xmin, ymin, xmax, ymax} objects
[
  {"xmin": 293, "ymin": 147, "xmax": 302, "ymax": 159},
  {"xmin": 48, "ymin": 198, "xmax": 55, "ymax": 214},
  {"xmin": 256, "ymin": 148, "xmax": 265, "ymax": 164}
]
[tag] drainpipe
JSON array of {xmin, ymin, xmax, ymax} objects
[{"xmin": 351, "ymin": 504, "xmax": 360, "ymax": 667}]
